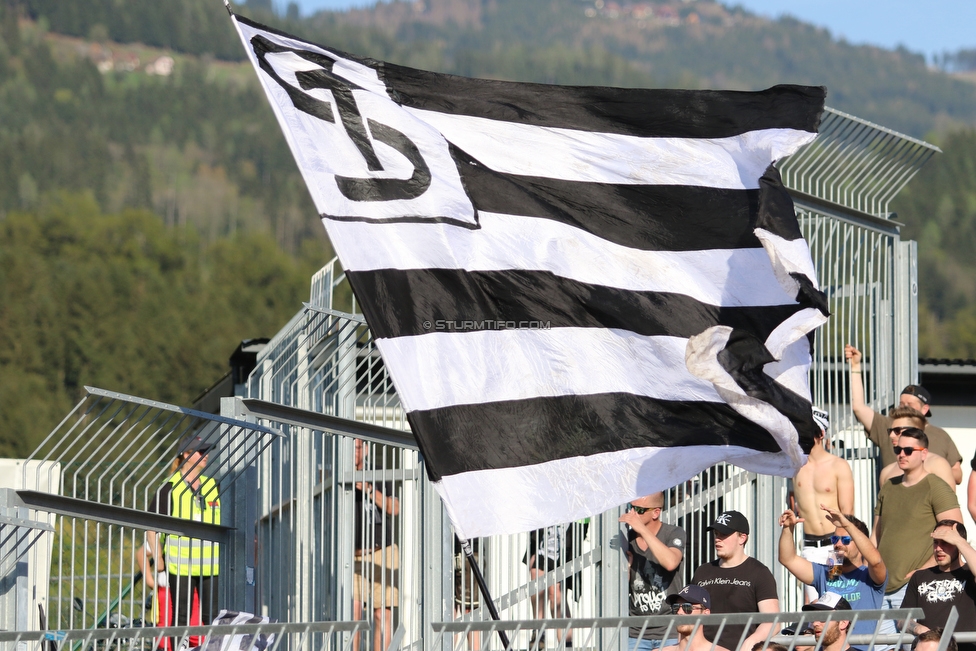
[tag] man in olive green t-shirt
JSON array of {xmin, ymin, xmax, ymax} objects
[
  {"xmin": 845, "ymin": 344, "xmax": 962, "ymax": 484},
  {"xmin": 873, "ymin": 428, "xmax": 963, "ymax": 609}
]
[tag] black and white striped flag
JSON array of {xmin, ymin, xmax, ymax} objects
[{"xmin": 233, "ymin": 14, "xmax": 829, "ymax": 539}]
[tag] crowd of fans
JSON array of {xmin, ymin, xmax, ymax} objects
[{"xmin": 616, "ymin": 343, "xmax": 976, "ymax": 651}]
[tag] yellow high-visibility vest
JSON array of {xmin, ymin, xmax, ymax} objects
[{"xmin": 164, "ymin": 472, "xmax": 220, "ymax": 576}]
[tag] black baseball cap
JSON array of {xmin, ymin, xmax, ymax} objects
[
  {"xmin": 802, "ymin": 592, "xmax": 852, "ymax": 611},
  {"xmin": 180, "ymin": 435, "xmax": 213, "ymax": 454},
  {"xmin": 707, "ymin": 510, "xmax": 750, "ymax": 535},
  {"xmin": 666, "ymin": 584, "xmax": 711, "ymax": 609},
  {"xmin": 901, "ymin": 385, "xmax": 932, "ymax": 414}
]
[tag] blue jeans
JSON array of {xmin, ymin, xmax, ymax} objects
[
  {"xmin": 882, "ymin": 583, "xmax": 908, "ymax": 610},
  {"xmin": 628, "ymin": 637, "xmax": 678, "ymax": 651},
  {"xmin": 870, "ymin": 584, "xmax": 908, "ymax": 651}
]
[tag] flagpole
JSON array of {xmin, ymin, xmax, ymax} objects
[{"xmin": 458, "ymin": 536, "xmax": 511, "ymax": 649}]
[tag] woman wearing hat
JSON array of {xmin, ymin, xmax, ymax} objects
[{"xmin": 147, "ymin": 435, "xmax": 220, "ymax": 636}]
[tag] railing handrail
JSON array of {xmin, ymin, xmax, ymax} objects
[
  {"xmin": 0, "ymin": 620, "xmax": 370, "ymax": 643},
  {"xmin": 431, "ymin": 608, "xmax": 922, "ymax": 631}
]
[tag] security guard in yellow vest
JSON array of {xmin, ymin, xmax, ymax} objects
[{"xmin": 147, "ymin": 435, "xmax": 220, "ymax": 631}]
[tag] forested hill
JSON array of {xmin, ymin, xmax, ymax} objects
[
  {"xmin": 20, "ymin": 0, "xmax": 976, "ymax": 138},
  {"xmin": 2, "ymin": 0, "xmax": 976, "ymax": 456}
]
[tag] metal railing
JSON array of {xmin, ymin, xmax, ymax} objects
[
  {"xmin": 0, "ymin": 621, "xmax": 371, "ymax": 651},
  {"xmin": 8, "ymin": 610, "xmax": 971, "ymax": 651},
  {"xmin": 15, "ymin": 388, "xmax": 281, "ymax": 632},
  {"xmin": 779, "ymin": 106, "xmax": 940, "ymax": 218},
  {"xmin": 238, "ymin": 322, "xmax": 624, "ymax": 647},
  {"xmin": 429, "ymin": 609, "xmax": 973, "ymax": 651}
]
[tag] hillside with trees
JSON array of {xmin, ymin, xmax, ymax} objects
[
  {"xmin": 2, "ymin": 0, "xmax": 976, "ymax": 454},
  {"xmin": 0, "ymin": 7, "xmax": 328, "ymax": 456}
]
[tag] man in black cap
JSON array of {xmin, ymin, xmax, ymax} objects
[
  {"xmin": 691, "ymin": 511, "xmax": 779, "ymax": 650},
  {"xmin": 661, "ymin": 585, "xmax": 729, "ymax": 651},
  {"xmin": 845, "ymin": 344, "xmax": 962, "ymax": 484},
  {"xmin": 802, "ymin": 592, "xmax": 854, "ymax": 651}
]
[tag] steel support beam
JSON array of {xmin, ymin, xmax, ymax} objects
[
  {"xmin": 14, "ymin": 490, "xmax": 231, "ymax": 542},
  {"xmin": 240, "ymin": 398, "xmax": 417, "ymax": 449}
]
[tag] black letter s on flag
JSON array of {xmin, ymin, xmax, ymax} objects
[{"xmin": 251, "ymin": 35, "xmax": 431, "ymax": 202}]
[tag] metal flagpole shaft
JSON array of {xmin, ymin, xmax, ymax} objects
[{"xmin": 458, "ymin": 536, "xmax": 511, "ymax": 649}]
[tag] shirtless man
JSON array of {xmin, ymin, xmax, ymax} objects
[
  {"xmin": 877, "ymin": 407, "xmax": 955, "ymax": 489},
  {"xmin": 791, "ymin": 407, "xmax": 854, "ymax": 601}
]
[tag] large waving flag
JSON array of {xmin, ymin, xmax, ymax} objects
[{"xmin": 231, "ymin": 12, "xmax": 829, "ymax": 540}]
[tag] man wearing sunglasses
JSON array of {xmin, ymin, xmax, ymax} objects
[
  {"xmin": 801, "ymin": 592, "xmax": 855, "ymax": 651},
  {"xmin": 620, "ymin": 493, "xmax": 686, "ymax": 650},
  {"xmin": 778, "ymin": 506, "xmax": 887, "ymax": 650},
  {"xmin": 845, "ymin": 344, "xmax": 962, "ymax": 485},
  {"xmin": 661, "ymin": 585, "xmax": 729, "ymax": 651},
  {"xmin": 902, "ymin": 520, "xmax": 976, "ymax": 649},
  {"xmin": 874, "ymin": 428, "xmax": 963, "ymax": 612},
  {"xmin": 877, "ymin": 408, "xmax": 955, "ymax": 489}
]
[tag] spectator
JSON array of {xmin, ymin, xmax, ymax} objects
[
  {"xmin": 522, "ymin": 520, "xmax": 587, "ymax": 647},
  {"xmin": 691, "ymin": 511, "xmax": 779, "ymax": 650},
  {"xmin": 789, "ymin": 407, "xmax": 854, "ymax": 601},
  {"xmin": 845, "ymin": 344, "xmax": 962, "ymax": 484},
  {"xmin": 661, "ymin": 585, "xmax": 730, "ymax": 651},
  {"xmin": 147, "ymin": 435, "xmax": 219, "ymax": 635},
  {"xmin": 353, "ymin": 439, "xmax": 400, "ymax": 651},
  {"xmin": 873, "ymin": 428, "xmax": 963, "ymax": 610},
  {"xmin": 903, "ymin": 521, "xmax": 976, "ymax": 651},
  {"xmin": 454, "ymin": 537, "xmax": 482, "ymax": 651},
  {"xmin": 778, "ymin": 505, "xmax": 887, "ymax": 650},
  {"xmin": 913, "ymin": 629, "xmax": 959, "ymax": 651},
  {"xmin": 877, "ymin": 408, "xmax": 955, "ymax": 489},
  {"xmin": 802, "ymin": 593, "xmax": 854, "ymax": 651},
  {"xmin": 619, "ymin": 493, "xmax": 685, "ymax": 650}
]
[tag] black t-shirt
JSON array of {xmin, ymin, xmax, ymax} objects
[
  {"xmin": 691, "ymin": 556, "xmax": 778, "ymax": 649},
  {"xmin": 355, "ymin": 481, "xmax": 395, "ymax": 550},
  {"xmin": 627, "ymin": 523, "xmax": 685, "ymax": 640},
  {"xmin": 903, "ymin": 565, "xmax": 976, "ymax": 651}
]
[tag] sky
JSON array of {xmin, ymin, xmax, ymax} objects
[{"xmin": 287, "ymin": 0, "xmax": 976, "ymax": 61}]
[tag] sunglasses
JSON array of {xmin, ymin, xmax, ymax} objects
[
  {"xmin": 893, "ymin": 445, "xmax": 924, "ymax": 456},
  {"xmin": 830, "ymin": 535, "xmax": 852, "ymax": 545},
  {"xmin": 629, "ymin": 504, "xmax": 663, "ymax": 515},
  {"xmin": 670, "ymin": 603, "xmax": 703, "ymax": 614},
  {"xmin": 887, "ymin": 426, "xmax": 913, "ymax": 435}
]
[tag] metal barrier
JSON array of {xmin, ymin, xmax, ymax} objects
[
  {"xmin": 236, "ymin": 304, "xmax": 625, "ymax": 648},
  {"xmin": 0, "ymin": 621, "xmax": 370, "ymax": 651},
  {"xmin": 779, "ymin": 106, "xmax": 940, "ymax": 219},
  {"xmin": 15, "ymin": 388, "xmax": 281, "ymax": 632},
  {"xmin": 429, "ymin": 609, "xmax": 976, "ymax": 651},
  {"xmin": 4, "ymin": 610, "xmax": 974, "ymax": 651}
]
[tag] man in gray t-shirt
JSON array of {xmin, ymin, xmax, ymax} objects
[{"xmin": 619, "ymin": 493, "xmax": 686, "ymax": 651}]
